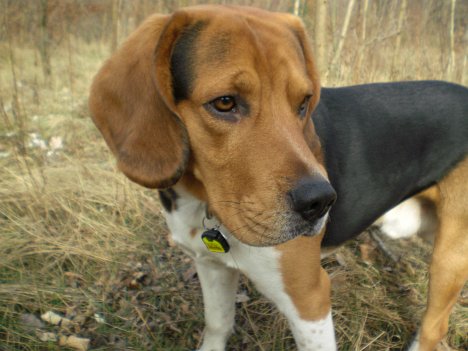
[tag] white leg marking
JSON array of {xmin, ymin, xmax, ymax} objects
[
  {"xmin": 196, "ymin": 258, "xmax": 239, "ymax": 351},
  {"xmin": 288, "ymin": 311, "xmax": 336, "ymax": 351},
  {"xmin": 407, "ymin": 342, "xmax": 420, "ymax": 351},
  {"xmin": 407, "ymin": 333, "xmax": 420, "ymax": 351},
  {"xmin": 238, "ymin": 248, "xmax": 336, "ymax": 351}
]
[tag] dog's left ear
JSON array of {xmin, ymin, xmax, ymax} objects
[{"xmin": 89, "ymin": 11, "xmax": 203, "ymax": 189}]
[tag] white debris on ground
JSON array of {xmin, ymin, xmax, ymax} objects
[
  {"xmin": 28, "ymin": 132, "xmax": 48, "ymax": 150},
  {"xmin": 38, "ymin": 311, "xmax": 90, "ymax": 351},
  {"xmin": 27, "ymin": 132, "xmax": 64, "ymax": 156},
  {"xmin": 40, "ymin": 311, "xmax": 73, "ymax": 327}
]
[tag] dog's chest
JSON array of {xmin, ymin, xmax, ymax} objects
[{"xmin": 160, "ymin": 188, "xmax": 284, "ymax": 277}]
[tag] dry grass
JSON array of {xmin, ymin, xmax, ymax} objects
[{"xmin": 1, "ymin": 1, "xmax": 467, "ymax": 350}]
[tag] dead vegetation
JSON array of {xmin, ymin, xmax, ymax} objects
[{"xmin": 0, "ymin": 0, "xmax": 467, "ymax": 350}]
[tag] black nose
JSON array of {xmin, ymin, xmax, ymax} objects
[{"xmin": 288, "ymin": 176, "xmax": 336, "ymax": 222}]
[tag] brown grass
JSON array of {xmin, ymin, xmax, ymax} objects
[{"xmin": 0, "ymin": 1, "xmax": 467, "ymax": 350}]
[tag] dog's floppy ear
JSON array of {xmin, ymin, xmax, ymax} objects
[{"xmin": 89, "ymin": 11, "xmax": 197, "ymax": 189}]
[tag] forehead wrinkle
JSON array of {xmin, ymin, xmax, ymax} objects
[
  {"xmin": 193, "ymin": 67, "xmax": 256, "ymax": 99},
  {"xmin": 200, "ymin": 30, "xmax": 232, "ymax": 65},
  {"xmin": 198, "ymin": 13, "xmax": 258, "ymax": 64},
  {"xmin": 192, "ymin": 15, "xmax": 309, "ymax": 101},
  {"xmin": 242, "ymin": 18, "xmax": 308, "ymax": 86}
]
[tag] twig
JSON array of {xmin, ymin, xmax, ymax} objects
[
  {"xmin": 354, "ymin": 0, "xmax": 369, "ymax": 81},
  {"xmin": 447, "ymin": 0, "xmax": 456, "ymax": 80},
  {"xmin": 326, "ymin": 0, "xmax": 356, "ymax": 80},
  {"xmin": 368, "ymin": 226, "xmax": 400, "ymax": 264},
  {"xmin": 293, "ymin": 0, "xmax": 301, "ymax": 16},
  {"xmin": 390, "ymin": 0, "xmax": 407, "ymax": 79},
  {"xmin": 314, "ymin": 0, "xmax": 329, "ymax": 78}
]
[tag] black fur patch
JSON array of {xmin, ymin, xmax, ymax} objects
[
  {"xmin": 312, "ymin": 81, "xmax": 468, "ymax": 247},
  {"xmin": 158, "ymin": 188, "xmax": 179, "ymax": 212},
  {"xmin": 170, "ymin": 21, "xmax": 207, "ymax": 102}
]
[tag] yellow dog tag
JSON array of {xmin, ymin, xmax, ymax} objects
[{"xmin": 202, "ymin": 229, "xmax": 230, "ymax": 253}]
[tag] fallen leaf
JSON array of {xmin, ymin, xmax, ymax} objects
[{"xmin": 359, "ymin": 243, "xmax": 374, "ymax": 263}]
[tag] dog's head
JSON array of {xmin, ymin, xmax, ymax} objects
[{"xmin": 89, "ymin": 5, "xmax": 336, "ymax": 246}]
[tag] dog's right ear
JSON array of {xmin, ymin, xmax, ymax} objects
[{"xmin": 89, "ymin": 12, "xmax": 195, "ymax": 189}]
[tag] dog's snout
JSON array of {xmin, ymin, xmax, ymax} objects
[{"xmin": 289, "ymin": 177, "xmax": 337, "ymax": 222}]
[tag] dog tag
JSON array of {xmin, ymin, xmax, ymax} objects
[{"xmin": 202, "ymin": 228, "xmax": 230, "ymax": 253}]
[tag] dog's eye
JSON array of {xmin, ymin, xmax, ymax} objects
[
  {"xmin": 211, "ymin": 96, "xmax": 237, "ymax": 113},
  {"xmin": 298, "ymin": 95, "xmax": 312, "ymax": 119}
]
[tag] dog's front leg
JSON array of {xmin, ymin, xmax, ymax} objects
[
  {"xmin": 195, "ymin": 257, "xmax": 240, "ymax": 351},
  {"xmin": 243, "ymin": 235, "xmax": 336, "ymax": 351}
]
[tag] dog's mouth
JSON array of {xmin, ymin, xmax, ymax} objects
[
  {"xmin": 214, "ymin": 204, "xmax": 330, "ymax": 247},
  {"xmin": 207, "ymin": 176, "xmax": 335, "ymax": 247}
]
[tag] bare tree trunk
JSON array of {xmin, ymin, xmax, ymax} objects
[
  {"xmin": 64, "ymin": 19, "xmax": 74, "ymax": 102},
  {"xmin": 327, "ymin": 0, "xmax": 355, "ymax": 81},
  {"xmin": 136, "ymin": 0, "xmax": 149, "ymax": 26},
  {"xmin": 354, "ymin": 0, "xmax": 369, "ymax": 82},
  {"xmin": 462, "ymin": 52, "xmax": 467, "ymax": 86},
  {"xmin": 3, "ymin": 5, "xmax": 35, "ymax": 188},
  {"xmin": 39, "ymin": 0, "xmax": 51, "ymax": 79},
  {"xmin": 390, "ymin": 0, "xmax": 407, "ymax": 79},
  {"xmin": 111, "ymin": 0, "xmax": 122, "ymax": 53},
  {"xmin": 447, "ymin": 0, "xmax": 456, "ymax": 81},
  {"xmin": 314, "ymin": 0, "xmax": 328, "ymax": 79},
  {"xmin": 293, "ymin": 0, "xmax": 301, "ymax": 16}
]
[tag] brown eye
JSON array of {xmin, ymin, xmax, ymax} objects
[
  {"xmin": 211, "ymin": 96, "xmax": 237, "ymax": 113},
  {"xmin": 298, "ymin": 95, "xmax": 312, "ymax": 119}
]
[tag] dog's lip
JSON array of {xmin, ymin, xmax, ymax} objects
[
  {"xmin": 233, "ymin": 211, "xmax": 330, "ymax": 247},
  {"xmin": 292, "ymin": 213, "xmax": 329, "ymax": 238}
]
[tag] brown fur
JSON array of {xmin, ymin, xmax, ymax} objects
[
  {"xmin": 89, "ymin": 13, "xmax": 189, "ymax": 189},
  {"xmin": 417, "ymin": 157, "xmax": 468, "ymax": 351},
  {"xmin": 89, "ymin": 6, "xmax": 467, "ymax": 350},
  {"xmin": 89, "ymin": 5, "xmax": 326, "ymax": 246}
]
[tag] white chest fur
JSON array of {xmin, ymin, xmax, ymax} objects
[{"xmin": 161, "ymin": 187, "xmax": 336, "ymax": 351}]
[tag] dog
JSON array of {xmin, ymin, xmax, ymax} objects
[{"xmin": 89, "ymin": 5, "xmax": 468, "ymax": 351}]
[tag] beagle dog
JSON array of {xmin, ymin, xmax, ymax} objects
[{"xmin": 89, "ymin": 5, "xmax": 468, "ymax": 351}]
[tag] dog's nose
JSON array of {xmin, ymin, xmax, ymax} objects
[{"xmin": 288, "ymin": 177, "xmax": 336, "ymax": 222}]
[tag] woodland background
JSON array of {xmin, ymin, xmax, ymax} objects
[{"xmin": 0, "ymin": 0, "xmax": 467, "ymax": 350}]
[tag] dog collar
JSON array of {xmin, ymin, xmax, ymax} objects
[{"xmin": 201, "ymin": 217, "xmax": 230, "ymax": 253}]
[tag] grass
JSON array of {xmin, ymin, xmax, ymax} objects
[{"xmin": 1, "ymin": 3, "xmax": 467, "ymax": 350}]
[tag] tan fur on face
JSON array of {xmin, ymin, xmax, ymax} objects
[
  {"xmin": 171, "ymin": 7, "xmax": 326, "ymax": 245},
  {"xmin": 89, "ymin": 5, "xmax": 328, "ymax": 246}
]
